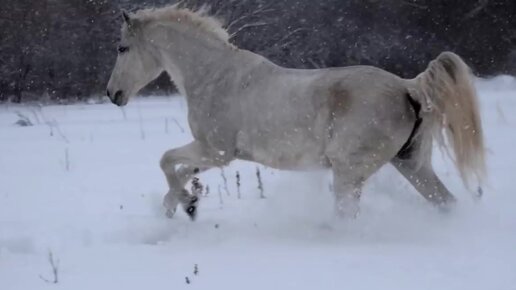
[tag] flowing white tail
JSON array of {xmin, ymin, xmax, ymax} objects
[{"xmin": 408, "ymin": 52, "xmax": 486, "ymax": 187}]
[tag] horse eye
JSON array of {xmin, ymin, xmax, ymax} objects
[{"xmin": 118, "ymin": 45, "xmax": 129, "ymax": 54}]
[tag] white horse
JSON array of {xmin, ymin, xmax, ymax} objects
[{"xmin": 106, "ymin": 6, "xmax": 485, "ymax": 220}]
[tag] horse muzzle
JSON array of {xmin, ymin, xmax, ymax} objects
[{"xmin": 107, "ymin": 89, "xmax": 127, "ymax": 107}]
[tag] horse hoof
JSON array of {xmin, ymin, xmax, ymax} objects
[
  {"xmin": 165, "ymin": 209, "xmax": 176, "ymax": 219},
  {"xmin": 186, "ymin": 205, "xmax": 197, "ymax": 221},
  {"xmin": 336, "ymin": 211, "xmax": 360, "ymax": 220},
  {"xmin": 335, "ymin": 201, "xmax": 360, "ymax": 219},
  {"xmin": 437, "ymin": 202, "xmax": 456, "ymax": 214}
]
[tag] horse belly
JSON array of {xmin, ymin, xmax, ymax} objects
[{"xmin": 236, "ymin": 130, "xmax": 329, "ymax": 170}]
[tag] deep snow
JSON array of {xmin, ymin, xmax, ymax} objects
[{"xmin": 1, "ymin": 76, "xmax": 515, "ymax": 290}]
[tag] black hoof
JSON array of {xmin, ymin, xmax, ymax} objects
[{"xmin": 186, "ymin": 205, "xmax": 197, "ymax": 220}]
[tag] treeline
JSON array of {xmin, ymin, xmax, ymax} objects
[
  {"xmin": 0, "ymin": 0, "xmax": 118, "ymax": 102},
  {"xmin": 0, "ymin": 0, "xmax": 514, "ymax": 102}
]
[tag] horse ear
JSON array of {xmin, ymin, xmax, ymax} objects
[
  {"xmin": 122, "ymin": 10, "xmax": 131, "ymax": 24},
  {"xmin": 122, "ymin": 10, "xmax": 141, "ymax": 32}
]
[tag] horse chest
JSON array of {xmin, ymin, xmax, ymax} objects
[{"xmin": 187, "ymin": 99, "xmax": 238, "ymax": 151}]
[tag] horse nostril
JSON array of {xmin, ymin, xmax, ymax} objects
[
  {"xmin": 112, "ymin": 90, "xmax": 124, "ymax": 106},
  {"xmin": 106, "ymin": 90, "xmax": 111, "ymax": 98},
  {"xmin": 114, "ymin": 90, "xmax": 123, "ymax": 100}
]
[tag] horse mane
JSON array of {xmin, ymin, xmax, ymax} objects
[{"xmin": 132, "ymin": 5, "xmax": 230, "ymax": 45}]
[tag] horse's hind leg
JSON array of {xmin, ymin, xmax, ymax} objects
[
  {"xmin": 331, "ymin": 157, "xmax": 388, "ymax": 218},
  {"xmin": 331, "ymin": 164, "xmax": 365, "ymax": 218},
  {"xmin": 329, "ymin": 141, "xmax": 395, "ymax": 218},
  {"xmin": 160, "ymin": 141, "xmax": 231, "ymax": 220},
  {"xmin": 391, "ymin": 157, "xmax": 456, "ymax": 206}
]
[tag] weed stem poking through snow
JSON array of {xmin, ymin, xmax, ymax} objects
[
  {"xmin": 218, "ymin": 184, "xmax": 223, "ymax": 208},
  {"xmin": 236, "ymin": 171, "xmax": 241, "ymax": 199},
  {"xmin": 220, "ymin": 168, "xmax": 230, "ymax": 196},
  {"xmin": 256, "ymin": 167, "xmax": 265, "ymax": 199},
  {"xmin": 39, "ymin": 250, "xmax": 59, "ymax": 284}
]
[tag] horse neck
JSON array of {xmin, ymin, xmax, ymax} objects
[{"xmin": 151, "ymin": 25, "xmax": 243, "ymax": 96}]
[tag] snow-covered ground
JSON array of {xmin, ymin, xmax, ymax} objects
[{"xmin": 1, "ymin": 76, "xmax": 515, "ymax": 290}]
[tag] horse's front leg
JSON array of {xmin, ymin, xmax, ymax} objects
[{"xmin": 159, "ymin": 141, "xmax": 231, "ymax": 220}]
